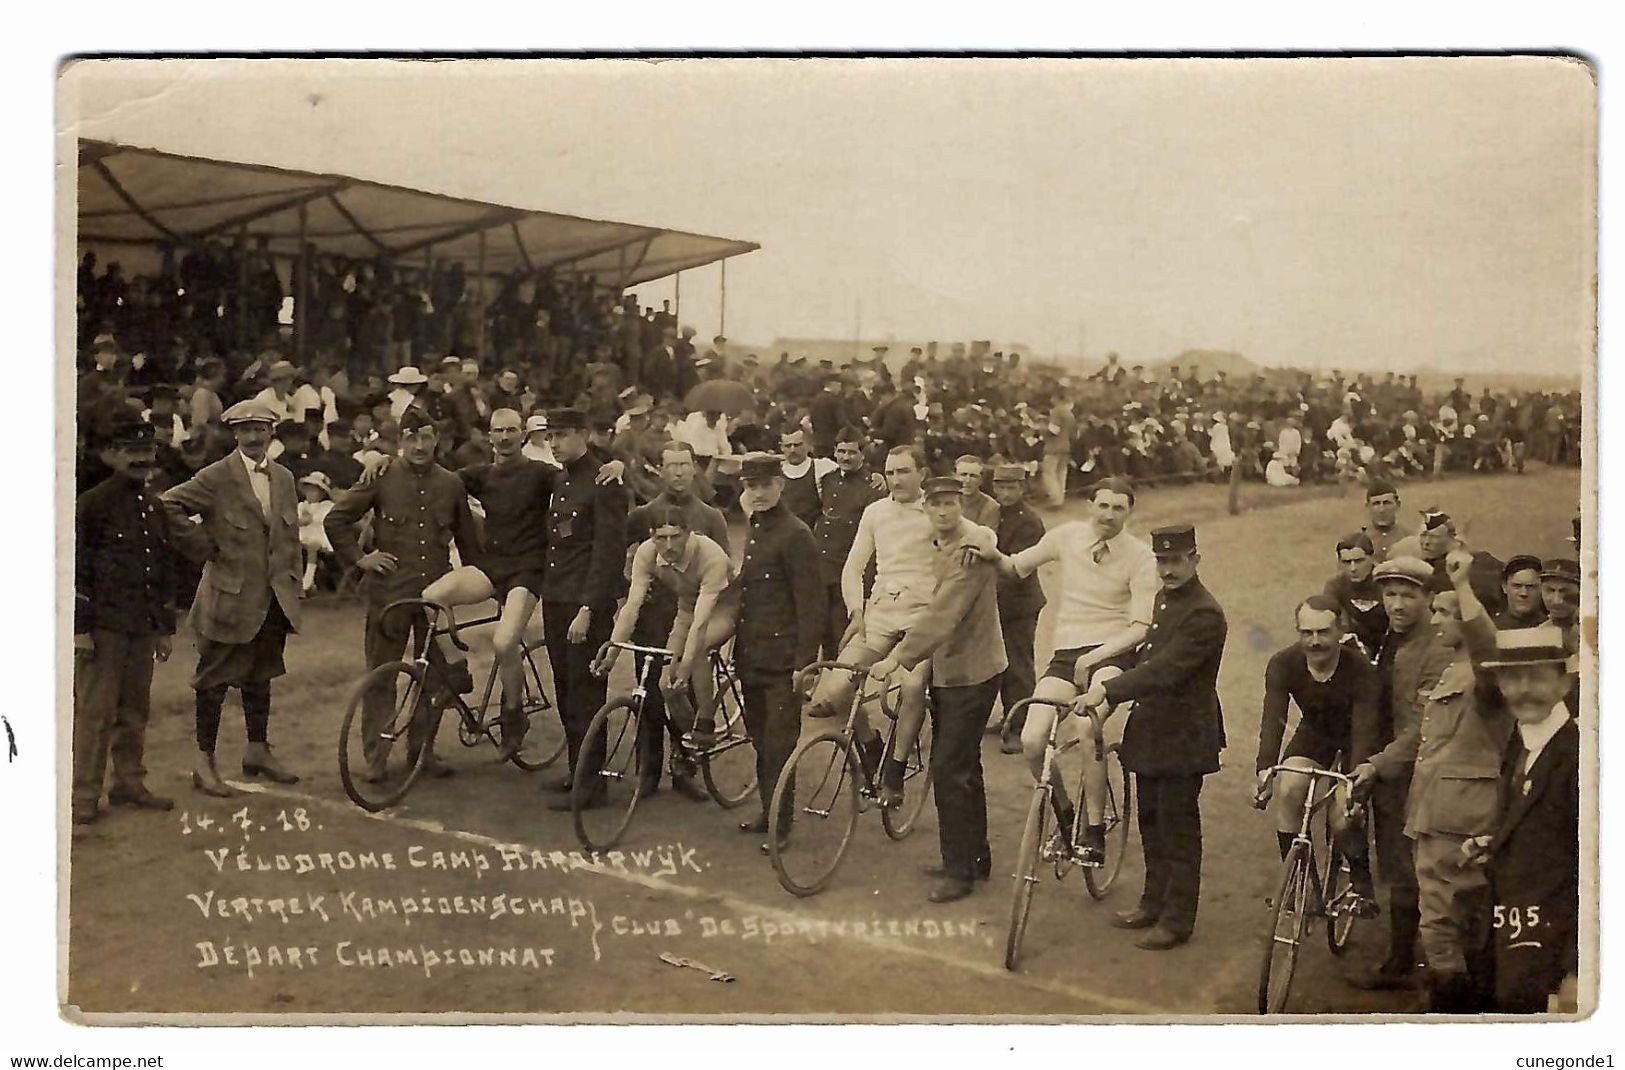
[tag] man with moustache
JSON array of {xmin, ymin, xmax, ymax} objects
[
  {"xmin": 733, "ymin": 453, "xmax": 824, "ymax": 852},
  {"xmin": 162, "ymin": 399, "xmax": 304, "ymax": 795},
  {"xmin": 988, "ymin": 464, "xmax": 1046, "ymax": 755},
  {"xmin": 1078, "ymin": 524, "xmax": 1227, "ymax": 950},
  {"xmin": 72, "ymin": 411, "xmax": 181, "ymax": 823},
  {"xmin": 811, "ymin": 426, "xmax": 886, "ymax": 659},
  {"xmin": 324, "ymin": 408, "xmax": 482, "ymax": 780},
  {"xmin": 1347, "ymin": 555, "xmax": 1455, "ymax": 992},
  {"xmin": 953, "ymin": 454, "xmax": 1000, "ymax": 528}
]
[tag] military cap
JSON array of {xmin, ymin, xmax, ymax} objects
[
  {"xmin": 1501, "ymin": 554, "xmax": 1544, "ymax": 581},
  {"xmin": 398, "ymin": 406, "xmax": 436, "ymax": 433},
  {"xmin": 1419, "ymin": 507, "xmax": 1453, "ymax": 532},
  {"xmin": 99, "ymin": 407, "xmax": 154, "ymax": 448},
  {"xmin": 991, "ymin": 464, "xmax": 1028, "ymax": 482},
  {"xmin": 1373, "ymin": 555, "xmax": 1433, "ymax": 587},
  {"xmin": 738, "ymin": 452, "xmax": 784, "ymax": 482},
  {"xmin": 1479, "ymin": 626, "xmax": 1570, "ymax": 669},
  {"xmin": 548, "ymin": 408, "xmax": 589, "ymax": 432},
  {"xmin": 1540, "ymin": 558, "xmax": 1581, "ymax": 585},
  {"xmin": 922, "ymin": 476, "xmax": 962, "ymax": 498},
  {"xmin": 221, "ymin": 398, "xmax": 279, "ymax": 426},
  {"xmin": 439, "ymin": 354, "xmax": 463, "ymax": 368},
  {"xmin": 1150, "ymin": 525, "xmax": 1197, "ymax": 556},
  {"xmin": 1365, "ymin": 478, "xmax": 1399, "ymax": 501}
]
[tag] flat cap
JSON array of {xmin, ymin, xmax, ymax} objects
[
  {"xmin": 991, "ymin": 464, "xmax": 1028, "ymax": 482},
  {"xmin": 1500, "ymin": 554, "xmax": 1544, "ymax": 581},
  {"xmin": 1373, "ymin": 555, "xmax": 1433, "ymax": 587},
  {"xmin": 1150, "ymin": 525, "xmax": 1197, "ymax": 556},
  {"xmin": 738, "ymin": 452, "xmax": 783, "ymax": 481},
  {"xmin": 221, "ymin": 398, "xmax": 280, "ymax": 426},
  {"xmin": 548, "ymin": 408, "xmax": 589, "ymax": 431},
  {"xmin": 1540, "ymin": 558, "xmax": 1581, "ymax": 585},
  {"xmin": 922, "ymin": 476, "xmax": 962, "ymax": 498}
]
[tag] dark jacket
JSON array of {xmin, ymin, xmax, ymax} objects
[
  {"xmin": 736, "ymin": 501, "xmax": 824, "ymax": 683},
  {"xmin": 541, "ymin": 450, "xmax": 630, "ymax": 610},
  {"xmin": 75, "ymin": 475, "xmax": 180, "ymax": 637},
  {"xmin": 324, "ymin": 461, "xmax": 481, "ymax": 607},
  {"xmin": 1104, "ymin": 575, "xmax": 1228, "ymax": 777},
  {"xmin": 994, "ymin": 500, "xmax": 1046, "ymax": 620},
  {"xmin": 1489, "ymin": 718, "xmax": 1579, "ymax": 977},
  {"xmin": 813, "ymin": 466, "xmax": 884, "ymax": 587}
]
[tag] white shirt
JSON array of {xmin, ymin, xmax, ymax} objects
[
  {"xmin": 1518, "ymin": 703, "xmax": 1571, "ymax": 770},
  {"xmin": 674, "ymin": 411, "xmax": 733, "ymax": 458},
  {"xmin": 782, "ymin": 456, "xmax": 836, "ymax": 483},
  {"xmin": 1010, "ymin": 523, "xmax": 1159, "ymax": 649},
  {"xmin": 387, "ymin": 387, "xmax": 421, "ymax": 423},
  {"xmin": 237, "ymin": 449, "xmax": 273, "ymax": 519},
  {"xmin": 841, "ymin": 496, "xmax": 936, "ymax": 614},
  {"xmin": 1277, "ymin": 426, "xmax": 1303, "ymax": 463}
]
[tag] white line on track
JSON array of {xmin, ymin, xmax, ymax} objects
[{"xmin": 226, "ymin": 779, "xmax": 1168, "ymax": 1016}]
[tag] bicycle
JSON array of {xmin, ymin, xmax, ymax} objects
[
  {"xmin": 766, "ymin": 661, "xmax": 935, "ymax": 898},
  {"xmin": 1003, "ymin": 697, "xmax": 1134, "ymax": 971},
  {"xmin": 570, "ymin": 639, "xmax": 757, "ymax": 851},
  {"xmin": 1254, "ymin": 758, "xmax": 1375, "ymax": 1014},
  {"xmin": 338, "ymin": 599, "xmax": 566, "ymax": 812}
]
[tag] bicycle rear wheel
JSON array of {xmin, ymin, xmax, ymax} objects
[
  {"xmin": 571, "ymin": 698, "xmax": 644, "ymax": 851},
  {"xmin": 1084, "ymin": 747, "xmax": 1134, "ymax": 899},
  {"xmin": 338, "ymin": 662, "xmax": 436, "ymax": 813},
  {"xmin": 1258, "ymin": 843, "xmax": 1311, "ymax": 1014},
  {"xmin": 881, "ymin": 705, "xmax": 934, "ymax": 840},
  {"xmin": 769, "ymin": 730, "xmax": 860, "ymax": 897},
  {"xmin": 699, "ymin": 673, "xmax": 757, "ymax": 808},
  {"xmin": 508, "ymin": 648, "xmax": 566, "ymax": 772},
  {"xmin": 1004, "ymin": 788, "xmax": 1049, "ymax": 971}
]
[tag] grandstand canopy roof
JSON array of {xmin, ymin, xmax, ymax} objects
[{"xmin": 76, "ymin": 140, "xmax": 759, "ymax": 287}]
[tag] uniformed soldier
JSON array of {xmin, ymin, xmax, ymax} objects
[
  {"xmin": 734, "ymin": 453, "xmax": 825, "ymax": 853},
  {"xmin": 1495, "ymin": 554, "xmax": 1548, "ymax": 630},
  {"xmin": 541, "ymin": 408, "xmax": 631, "ymax": 810},
  {"xmin": 1537, "ymin": 556, "xmax": 1581, "ymax": 717},
  {"xmin": 988, "ymin": 464, "xmax": 1045, "ymax": 754},
  {"xmin": 72, "ymin": 411, "xmax": 180, "ymax": 824},
  {"xmin": 1361, "ymin": 480, "xmax": 1413, "ymax": 563},
  {"xmin": 162, "ymin": 398, "xmax": 304, "ymax": 795},
  {"xmin": 324, "ymin": 407, "xmax": 482, "ymax": 781},
  {"xmin": 810, "ymin": 426, "xmax": 886, "ymax": 659},
  {"xmin": 1348, "ymin": 554, "xmax": 1455, "ymax": 992},
  {"xmin": 1082, "ymin": 523, "xmax": 1227, "ymax": 950},
  {"xmin": 953, "ymin": 455, "xmax": 1000, "ymax": 528}
]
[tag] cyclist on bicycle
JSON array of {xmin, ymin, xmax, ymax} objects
[
  {"xmin": 802, "ymin": 445, "xmax": 995, "ymax": 808},
  {"xmin": 970, "ymin": 476, "xmax": 1156, "ymax": 866},
  {"xmin": 365, "ymin": 408, "xmax": 623, "ymax": 760},
  {"xmin": 1254, "ymin": 594, "xmax": 1381, "ymax": 915},
  {"xmin": 591, "ymin": 505, "xmax": 738, "ymax": 794}
]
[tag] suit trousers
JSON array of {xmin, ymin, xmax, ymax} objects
[
  {"xmin": 72, "ymin": 629, "xmax": 157, "ymax": 808},
  {"xmin": 360, "ymin": 600, "xmax": 432, "ymax": 768},
  {"xmin": 930, "ymin": 678, "xmax": 997, "ymax": 879},
  {"xmin": 1373, "ymin": 776, "xmax": 1421, "ymax": 961},
  {"xmin": 821, "ymin": 583, "xmax": 850, "ymax": 662},
  {"xmin": 1039, "ymin": 452, "xmax": 1068, "ymax": 507},
  {"xmin": 1415, "ymin": 831, "xmax": 1492, "ymax": 979},
  {"xmin": 997, "ymin": 612, "xmax": 1039, "ymax": 733},
  {"xmin": 544, "ymin": 601, "xmax": 613, "ymax": 779},
  {"xmin": 1135, "ymin": 773, "xmax": 1205, "ymax": 937},
  {"xmin": 742, "ymin": 674, "xmax": 801, "ymax": 826}
]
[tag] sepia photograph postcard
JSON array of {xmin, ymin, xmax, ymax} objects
[{"xmin": 49, "ymin": 52, "xmax": 1597, "ymax": 1029}]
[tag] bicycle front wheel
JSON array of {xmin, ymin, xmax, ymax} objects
[
  {"xmin": 1323, "ymin": 843, "xmax": 1358, "ymax": 954},
  {"xmin": 1084, "ymin": 748, "xmax": 1134, "ymax": 899},
  {"xmin": 508, "ymin": 649, "xmax": 566, "ymax": 772},
  {"xmin": 338, "ymin": 662, "xmax": 436, "ymax": 813},
  {"xmin": 1258, "ymin": 843, "xmax": 1311, "ymax": 1014},
  {"xmin": 1004, "ymin": 788, "xmax": 1049, "ymax": 971},
  {"xmin": 769, "ymin": 730, "xmax": 860, "ymax": 897},
  {"xmin": 571, "ymin": 698, "xmax": 644, "ymax": 852},
  {"xmin": 699, "ymin": 674, "xmax": 757, "ymax": 808},
  {"xmin": 881, "ymin": 706, "xmax": 934, "ymax": 840}
]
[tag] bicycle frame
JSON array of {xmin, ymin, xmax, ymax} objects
[
  {"xmin": 1258, "ymin": 761, "xmax": 1358, "ymax": 921},
  {"xmin": 380, "ymin": 598, "xmax": 550, "ymax": 741},
  {"xmin": 791, "ymin": 660, "xmax": 907, "ymax": 802},
  {"xmin": 609, "ymin": 640, "xmax": 751, "ymax": 764}
]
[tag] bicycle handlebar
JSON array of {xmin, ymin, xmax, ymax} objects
[
  {"xmin": 380, "ymin": 598, "xmax": 470, "ymax": 652},
  {"xmin": 792, "ymin": 660, "xmax": 901, "ymax": 720},
  {"xmin": 1257, "ymin": 764, "xmax": 1357, "ymax": 787},
  {"xmin": 610, "ymin": 640, "xmax": 674, "ymax": 660}
]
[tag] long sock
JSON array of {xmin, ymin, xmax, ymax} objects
[
  {"xmin": 195, "ymin": 686, "xmax": 228, "ymax": 753},
  {"xmin": 1052, "ymin": 795, "xmax": 1076, "ymax": 835},
  {"xmin": 242, "ymin": 682, "xmax": 271, "ymax": 744}
]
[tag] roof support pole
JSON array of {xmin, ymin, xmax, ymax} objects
[
  {"xmin": 719, "ymin": 257, "xmax": 728, "ymax": 337},
  {"xmin": 294, "ymin": 200, "xmax": 309, "ymax": 360},
  {"xmin": 674, "ymin": 271, "xmax": 681, "ymax": 323},
  {"xmin": 475, "ymin": 229, "xmax": 487, "ymax": 362},
  {"xmin": 423, "ymin": 244, "xmax": 433, "ymax": 363}
]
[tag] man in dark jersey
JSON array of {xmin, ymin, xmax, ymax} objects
[
  {"xmin": 1322, "ymin": 531, "xmax": 1388, "ymax": 660},
  {"xmin": 778, "ymin": 427, "xmax": 835, "ymax": 531},
  {"xmin": 1254, "ymin": 594, "xmax": 1382, "ymax": 912}
]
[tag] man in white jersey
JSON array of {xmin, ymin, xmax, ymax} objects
[
  {"xmin": 974, "ymin": 476, "xmax": 1158, "ymax": 865},
  {"xmin": 804, "ymin": 445, "xmax": 993, "ymax": 807}
]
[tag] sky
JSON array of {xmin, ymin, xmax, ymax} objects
[{"xmin": 63, "ymin": 56, "xmax": 1595, "ymax": 375}]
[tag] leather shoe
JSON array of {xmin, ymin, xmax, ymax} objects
[
  {"xmin": 999, "ymin": 734, "xmax": 1023, "ymax": 755},
  {"xmin": 107, "ymin": 786, "xmax": 175, "ymax": 811},
  {"xmin": 493, "ymin": 704, "xmax": 528, "ymax": 762},
  {"xmin": 1134, "ymin": 925, "xmax": 1190, "ymax": 950},
  {"xmin": 191, "ymin": 752, "xmax": 236, "ymax": 798},
  {"xmin": 1110, "ymin": 908, "xmax": 1161, "ymax": 930},
  {"xmin": 539, "ymin": 772, "xmax": 574, "ymax": 794},
  {"xmin": 636, "ymin": 776, "xmax": 661, "ymax": 799},
  {"xmin": 922, "ymin": 859, "xmax": 991, "ymax": 882},
  {"xmin": 1348, "ymin": 956, "xmax": 1418, "ymax": 991},
  {"xmin": 241, "ymin": 743, "xmax": 300, "ymax": 785},
  {"xmin": 739, "ymin": 815, "xmax": 770, "ymax": 834},
  {"xmin": 421, "ymin": 754, "xmax": 456, "ymax": 779},
  {"xmin": 928, "ymin": 877, "xmax": 975, "ymax": 903},
  {"xmin": 758, "ymin": 837, "xmax": 790, "ymax": 856},
  {"xmin": 671, "ymin": 771, "xmax": 709, "ymax": 802}
]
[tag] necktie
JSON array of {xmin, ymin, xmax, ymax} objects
[
  {"xmin": 1092, "ymin": 538, "xmax": 1111, "ymax": 564},
  {"xmin": 251, "ymin": 461, "xmax": 272, "ymax": 520}
]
